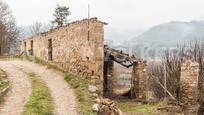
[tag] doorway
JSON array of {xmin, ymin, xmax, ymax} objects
[
  {"xmin": 24, "ymin": 42, "xmax": 26, "ymax": 52},
  {"xmin": 48, "ymin": 39, "xmax": 53, "ymax": 61},
  {"xmin": 30, "ymin": 40, "xmax": 33, "ymax": 55}
]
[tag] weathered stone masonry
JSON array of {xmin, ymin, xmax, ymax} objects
[
  {"xmin": 21, "ymin": 18, "xmax": 106, "ymax": 93},
  {"xmin": 180, "ymin": 60, "xmax": 199, "ymax": 106},
  {"xmin": 21, "ymin": 17, "xmax": 149, "ymax": 99},
  {"xmin": 131, "ymin": 61, "xmax": 147, "ymax": 99}
]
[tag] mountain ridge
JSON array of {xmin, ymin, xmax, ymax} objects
[{"xmin": 128, "ymin": 20, "xmax": 204, "ymax": 58}]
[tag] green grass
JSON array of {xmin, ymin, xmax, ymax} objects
[
  {"xmin": 0, "ymin": 69, "xmax": 9, "ymax": 90},
  {"xmin": 0, "ymin": 69, "xmax": 9, "ymax": 104},
  {"xmin": 64, "ymin": 74, "xmax": 96, "ymax": 115},
  {"xmin": 21, "ymin": 55, "xmax": 63, "ymax": 72},
  {"xmin": 22, "ymin": 55, "xmax": 96, "ymax": 115},
  {"xmin": 117, "ymin": 101, "xmax": 156, "ymax": 115},
  {"xmin": 33, "ymin": 57, "xmax": 47, "ymax": 66},
  {"xmin": 20, "ymin": 54, "xmax": 33, "ymax": 62},
  {"xmin": 117, "ymin": 100, "xmax": 181, "ymax": 115},
  {"xmin": 24, "ymin": 73, "xmax": 54, "ymax": 115}
]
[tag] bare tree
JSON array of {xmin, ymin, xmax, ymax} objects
[
  {"xmin": 162, "ymin": 45, "xmax": 185, "ymax": 101},
  {"xmin": 189, "ymin": 41, "xmax": 204, "ymax": 115},
  {"xmin": 29, "ymin": 22, "xmax": 48, "ymax": 36},
  {"xmin": 148, "ymin": 41, "xmax": 204, "ymax": 114},
  {"xmin": 0, "ymin": 1, "xmax": 18, "ymax": 55},
  {"xmin": 147, "ymin": 61, "xmax": 165, "ymax": 99},
  {"xmin": 148, "ymin": 45, "xmax": 186, "ymax": 101}
]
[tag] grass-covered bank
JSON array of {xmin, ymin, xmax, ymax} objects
[
  {"xmin": 0, "ymin": 69, "xmax": 9, "ymax": 90},
  {"xmin": 21, "ymin": 55, "xmax": 96, "ymax": 115},
  {"xmin": 0, "ymin": 69, "xmax": 9, "ymax": 104},
  {"xmin": 0, "ymin": 56, "xmax": 16, "ymax": 60},
  {"xmin": 24, "ymin": 73, "xmax": 54, "ymax": 115},
  {"xmin": 64, "ymin": 74, "xmax": 96, "ymax": 115}
]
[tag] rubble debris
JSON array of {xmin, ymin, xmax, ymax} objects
[{"xmin": 92, "ymin": 98, "xmax": 124, "ymax": 115}]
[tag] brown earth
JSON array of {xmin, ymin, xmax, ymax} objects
[
  {"xmin": 0, "ymin": 61, "xmax": 31, "ymax": 115},
  {"xmin": 0, "ymin": 60, "xmax": 77, "ymax": 115}
]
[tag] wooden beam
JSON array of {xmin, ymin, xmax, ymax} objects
[{"xmin": 104, "ymin": 45, "xmax": 142, "ymax": 68}]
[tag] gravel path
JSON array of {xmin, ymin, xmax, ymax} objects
[
  {"xmin": 0, "ymin": 61, "xmax": 32, "ymax": 115},
  {"xmin": 10, "ymin": 60, "xmax": 77, "ymax": 115}
]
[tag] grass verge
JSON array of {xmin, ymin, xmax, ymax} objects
[
  {"xmin": 0, "ymin": 69, "xmax": 9, "ymax": 104},
  {"xmin": 0, "ymin": 69, "xmax": 9, "ymax": 90},
  {"xmin": 22, "ymin": 55, "xmax": 96, "ymax": 115},
  {"xmin": 117, "ymin": 100, "xmax": 156, "ymax": 115},
  {"xmin": 21, "ymin": 55, "xmax": 62, "ymax": 71},
  {"xmin": 64, "ymin": 74, "xmax": 96, "ymax": 115},
  {"xmin": 24, "ymin": 73, "xmax": 54, "ymax": 115},
  {"xmin": 117, "ymin": 100, "xmax": 180, "ymax": 115}
]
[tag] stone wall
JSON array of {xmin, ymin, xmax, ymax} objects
[
  {"xmin": 131, "ymin": 61, "xmax": 147, "ymax": 99},
  {"xmin": 180, "ymin": 60, "xmax": 199, "ymax": 105},
  {"xmin": 21, "ymin": 17, "xmax": 106, "ymax": 93}
]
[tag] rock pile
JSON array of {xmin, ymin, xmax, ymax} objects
[{"xmin": 92, "ymin": 98, "xmax": 124, "ymax": 115}]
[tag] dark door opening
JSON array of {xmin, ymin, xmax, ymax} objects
[
  {"xmin": 24, "ymin": 42, "xmax": 26, "ymax": 52},
  {"xmin": 48, "ymin": 39, "xmax": 53, "ymax": 61},
  {"xmin": 30, "ymin": 40, "xmax": 33, "ymax": 55},
  {"xmin": 103, "ymin": 61, "xmax": 109, "ymax": 97}
]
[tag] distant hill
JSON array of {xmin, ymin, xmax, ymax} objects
[{"xmin": 129, "ymin": 21, "xmax": 204, "ymax": 58}]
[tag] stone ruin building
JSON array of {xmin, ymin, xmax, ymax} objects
[
  {"xmin": 21, "ymin": 17, "xmax": 147, "ymax": 99},
  {"xmin": 21, "ymin": 17, "xmax": 201, "ymax": 108},
  {"xmin": 22, "ymin": 18, "xmax": 105, "ymax": 93}
]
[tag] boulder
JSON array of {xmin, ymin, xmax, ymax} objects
[
  {"xmin": 88, "ymin": 85, "xmax": 98, "ymax": 93},
  {"xmin": 92, "ymin": 104, "xmax": 99, "ymax": 112}
]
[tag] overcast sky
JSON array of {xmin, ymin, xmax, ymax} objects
[{"xmin": 3, "ymin": 0, "xmax": 204, "ymax": 41}]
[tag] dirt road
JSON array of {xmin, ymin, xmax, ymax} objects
[
  {"xmin": 0, "ymin": 61, "xmax": 31, "ymax": 115},
  {"xmin": 0, "ymin": 60, "xmax": 77, "ymax": 115}
]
